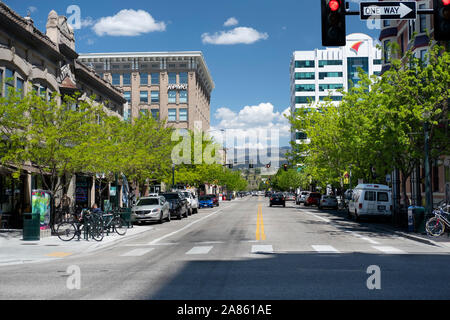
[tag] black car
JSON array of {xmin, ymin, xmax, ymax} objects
[
  {"xmin": 270, "ymin": 192, "xmax": 285, "ymax": 207},
  {"xmin": 160, "ymin": 192, "xmax": 189, "ymax": 219},
  {"xmin": 265, "ymin": 191, "xmax": 272, "ymax": 197}
]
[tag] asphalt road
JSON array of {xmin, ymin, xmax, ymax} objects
[{"xmin": 1, "ymin": 196, "xmax": 450, "ymax": 300}]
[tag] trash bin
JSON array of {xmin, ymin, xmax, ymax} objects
[
  {"xmin": 23, "ymin": 212, "xmax": 40, "ymax": 241},
  {"xmin": 413, "ymin": 206, "xmax": 425, "ymax": 233},
  {"xmin": 120, "ymin": 208, "xmax": 132, "ymax": 228}
]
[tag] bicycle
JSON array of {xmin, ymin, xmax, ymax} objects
[
  {"xmin": 102, "ymin": 210, "xmax": 127, "ymax": 236},
  {"xmin": 425, "ymin": 203, "xmax": 450, "ymax": 237},
  {"xmin": 56, "ymin": 209, "xmax": 104, "ymax": 241}
]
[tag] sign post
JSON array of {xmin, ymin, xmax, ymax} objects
[{"xmin": 360, "ymin": 1, "xmax": 417, "ymax": 20}]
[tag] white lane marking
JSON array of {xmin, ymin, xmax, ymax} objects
[
  {"xmin": 147, "ymin": 209, "xmax": 223, "ymax": 245},
  {"xmin": 194, "ymin": 241, "xmax": 225, "ymax": 244},
  {"xmin": 345, "ymin": 231, "xmax": 380, "ymax": 245},
  {"xmin": 372, "ymin": 246, "xmax": 406, "ymax": 254},
  {"xmin": 302, "ymin": 211, "xmax": 331, "ymax": 223},
  {"xmin": 122, "ymin": 242, "xmax": 178, "ymax": 247},
  {"xmin": 251, "ymin": 245, "xmax": 273, "ymax": 253},
  {"xmin": 312, "ymin": 245, "xmax": 340, "ymax": 253},
  {"xmin": 186, "ymin": 246, "xmax": 213, "ymax": 255},
  {"xmin": 120, "ymin": 248, "xmax": 154, "ymax": 256}
]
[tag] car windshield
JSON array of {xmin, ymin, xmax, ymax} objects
[
  {"xmin": 136, "ymin": 198, "xmax": 159, "ymax": 206},
  {"xmin": 199, "ymin": 196, "xmax": 210, "ymax": 200},
  {"xmin": 311, "ymin": 193, "xmax": 321, "ymax": 198}
]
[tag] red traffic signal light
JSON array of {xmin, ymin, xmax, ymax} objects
[
  {"xmin": 329, "ymin": 0, "xmax": 340, "ymax": 11},
  {"xmin": 434, "ymin": 0, "xmax": 450, "ymax": 40},
  {"xmin": 283, "ymin": 164, "xmax": 288, "ymax": 171},
  {"xmin": 266, "ymin": 163, "xmax": 271, "ymax": 168},
  {"xmin": 321, "ymin": 0, "xmax": 346, "ymax": 46}
]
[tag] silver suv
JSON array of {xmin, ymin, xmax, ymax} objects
[{"xmin": 131, "ymin": 196, "xmax": 170, "ymax": 224}]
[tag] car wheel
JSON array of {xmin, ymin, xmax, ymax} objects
[
  {"xmin": 178, "ymin": 210, "xmax": 183, "ymax": 220},
  {"xmin": 318, "ymin": 206, "xmax": 322, "ymax": 210},
  {"xmin": 270, "ymin": 204, "xmax": 272, "ymax": 207},
  {"xmin": 158, "ymin": 212, "xmax": 163, "ymax": 224},
  {"xmin": 166, "ymin": 210, "xmax": 171, "ymax": 222},
  {"xmin": 354, "ymin": 210, "xmax": 360, "ymax": 222},
  {"xmin": 283, "ymin": 203, "xmax": 286, "ymax": 207}
]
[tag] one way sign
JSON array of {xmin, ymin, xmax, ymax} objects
[{"xmin": 360, "ymin": 1, "xmax": 416, "ymax": 20}]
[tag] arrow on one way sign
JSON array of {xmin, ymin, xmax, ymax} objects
[{"xmin": 360, "ymin": 1, "xmax": 416, "ymax": 20}]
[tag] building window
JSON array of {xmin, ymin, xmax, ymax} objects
[
  {"xmin": 168, "ymin": 108, "xmax": 177, "ymax": 121},
  {"xmin": 5, "ymin": 68, "xmax": 14, "ymax": 97},
  {"xmin": 295, "ymin": 60, "xmax": 315, "ymax": 68},
  {"xmin": 139, "ymin": 109, "xmax": 148, "ymax": 118},
  {"xmin": 124, "ymin": 91, "xmax": 131, "ymax": 104},
  {"xmin": 179, "ymin": 90, "xmax": 187, "ymax": 103},
  {"xmin": 319, "ymin": 96, "xmax": 342, "ymax": 101},
  {"xmin": 420, "ymin": 49, "xmax": 428, "ymax": 62},
  {"xmin": 168, "ymin": 90, "xmax": 176, "ymax": 104},
  {"xmin": 295, "ymin": 96, "xmax": 315, "ymax": 104},
  {"xmin": 140, "ymin": 91, "xmax": 148, "ymax": 104},
  {"xmin": 419, "ymin": 4, "xmax": 427, "ymax": 33},
  {"xmin": 168, "ymin": 64, "xmax": 176, "ymax": 68},
  {"xmin": 151, "ymin": 73, "xmax": 160, "ymax": 85},
  {"xmin": 318, "ymin": 72, "xmax": 343, "ymax": 79},
  {"xmin": 319, "ymin": 84, "xmax": 343, "ymax": 91},
  {"xmin": 151, "ymin": 91, "xmax": 159, "ymax": 103},
  {"xmin": 179, "ymin": 72, "xmax": 188, "ymax": 84},
  {"xmin": 39, "ymin": 85, "xmax": 47, "ymax": 100},
  {"xmin": 318, "ymin": 60, "xmax": 342, "ymax": 67},
  {"xmin": 295, "ymin": 84, "xmax": 315, "ymax": 92},
  {"xmin": 15, "ymin": 78, "xmax": 24, "ymax": 96},
  {"xmin": 384, "ymin": 40, "xmax": 390, "ymax": 62},
  {"xmin": 373, "ymin": 59, "xmax": 382, "ymax": 65},
  {"xmin": 295, "ymin": 72, "xmax": 315, "ymax": 80},
  {"xmin": 112, "ymin": 73, "xmax": 120, "ymax": 85},
  {"xmin": 123, "ymin": 73, "xmax": 131, "ymax": 86},
  {"xmin": 296, "ymin": 132, "xmax": 307, "ymax": 140},
  {"xmin": 151, "ymin": 109, "xmax": 159, "ymax": 120},
  {"xmin": 179, "ymin": 108, "xmax": 188, "ymax": 121},
  {"xmin": 168, "ymin": 72, "xmax": 177, "ymax": 84},
  {"xmin": 383, "ymin": 20, "xmax": 390, "ymax": 27},
  {"xmin": 140, "ymin": 73, "xmax": 148, "ymax": 85}
]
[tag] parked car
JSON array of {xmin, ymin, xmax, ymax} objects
[
  {"xmin": 270, "ymin": 192, "xmax": 286, "ymax": 207},
  {"xmin": 207, "ymin": 194, "xmax": 219, "ymax": 207},
  {"xmin": 304, "ymin": 192, "xmax": 322, "ymax": 206},
  {"xmin": 265, "ymin": 191, "xmax": 272, "ymax": 197},
  {"xmin": 131, "ymin": 196, "xmax": 170, "ymax": 224},
  {"xmin": 296, "ymin": 191, "xmax": 310, "ymax": 205},
  {"xmin": 318, "ymin": 195, "xmax": 338, "ymax": 210},
  {"xmin": 252, "ymin": 191, "xmax": 258, "ymax": 196},
  {"xmin": 182, "ymin": 190, "xmax": 199, "ymax": 214},
  {"xmin": 160, "ymin": 192, "xmax": 188, "ymax": 219},
  {"xmin": 348, "ymin": 184, "xmax": 392, "ymax": 221},
  {"xmin": 199, "ymin": 195, "xmax": 214, "ymax": 208},
  {"xmin": 285, "ymin": 193, "xmax": 296, "ymax": 201}
]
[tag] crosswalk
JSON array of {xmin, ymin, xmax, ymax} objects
[{"xmin": 117, "ymin": 242, "xmax": 444, "ymax": 258}]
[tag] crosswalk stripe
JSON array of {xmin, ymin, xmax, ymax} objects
[
  {"xmin": 312, "ymin": 245, "xmax": 340, "ymax": 253},
  {"xmin": 120, "ymin": 248, "xmax": 154, "ymax": 257},
  {"xmin": 372, "ymin": 246, "xmax": 406, "ymax": 254},
  {"xmin": 186, "ymin": 246, "xmax": 213, "ymax": 255},
  {"xmin": 251, "ymin": 245, "xmax": 273, "ymax": 253}
]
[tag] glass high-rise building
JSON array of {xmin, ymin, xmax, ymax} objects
[{"xmin": 290, "ymin": 33, "xmax": 382, "ymax": 144}]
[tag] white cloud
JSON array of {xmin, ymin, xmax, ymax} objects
[
  {"xmin": 27, "ymin": 6, "xmax": 37, "ymax": 14},
  {"xmin": 201, "ymin": 27, "xmax": 268, "ymax": 45},
  {"xmin": 93, "ymin": 9, "xmax": 166, "ymax": 36},
  {"xmin": 80, "ymin": 17, "xmax": 95, "ymax": 28},
  {"xmin": 212, "ymin": 103, "xmax": 291, "ymax": 141},
  {"xmin": 224, "ymin": 17, "xmax": 238, "ymax": 27}
]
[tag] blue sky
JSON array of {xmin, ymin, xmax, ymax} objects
[{"xmin": 5, "ymin": 0, "xmax": 379, "ymax": 146}]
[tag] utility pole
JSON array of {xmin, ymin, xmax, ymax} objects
[{"xmin": 424, "ymin": 121, "xmax": 433, "ymax": 217}]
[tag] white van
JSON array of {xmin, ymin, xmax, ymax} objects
[{"xmin": 348, "ymin": 184, "xmax": 392, "ymax": 221}]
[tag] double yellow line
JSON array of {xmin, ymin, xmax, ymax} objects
[{"xmin": 256, "ymin": 204, "xmax": 266, "ymax": 240}]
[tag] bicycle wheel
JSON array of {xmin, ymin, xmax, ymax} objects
[
  {"xmin": 56, "ymin": 222, "xmax": 76, "ymax": 241},
  {"xmin": 88, "ymin": 216, "xmax": 104, "ymax": 241},
  {"xmin": 426, "ymin": 217, "xmax": 445, "ymax": 237},
  {"xmin": 114, "ymin": 218, "xmax": 127, "ymax": 236}
]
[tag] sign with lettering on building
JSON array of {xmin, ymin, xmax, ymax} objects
[
  {"xmin": 360, "ymin": 2, "xmax": 416, "ymax": 20},
  {"xmin": 168, "ymin": 84, "xmax": 188, "ymax": 90}
]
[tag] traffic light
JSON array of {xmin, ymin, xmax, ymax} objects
[
  {"xmin": 283, "ymin": 164, "xmax": 288, "ymax": 171},
  {"xmin": 249, "ymin": 164, "xmax": 254, "ymax": 169},
  {"xmin": 434, "ymin": 0, "xmax": 450, "ymax": 41},
  {"xmin": 228, "ymin": 163, "xmax": 233, "ymax": 169},
  {"xmin": 266, "ymin": 163, "xmax": 271, "ymax": 169},
  {"xmin": 321, "ymin": 0, "xmax": 346, "ymax": 46}
]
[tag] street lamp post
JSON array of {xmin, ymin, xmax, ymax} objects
[
  {"xmin": 424, "ymin": 121, "xmax": 433, "ymax": 217},
  {"xmin": 172, "ymin": 163, "xmax": 175, "ymax": 191}
]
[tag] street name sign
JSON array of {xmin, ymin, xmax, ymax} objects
[{"xmin": 360, "ymin": 1, "xmax": 416, "ymax": 20}]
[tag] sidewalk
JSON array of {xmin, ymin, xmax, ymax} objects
[
  {"xmin": 0, "ymin": 224, "xmax": 153, "ymax": 267},
  {"xmin": 335, "ymin": 208, "xmax": 450, "ymax": 248}
]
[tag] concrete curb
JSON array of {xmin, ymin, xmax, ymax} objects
[{"xmin": 369, "ymin": 224, "xmax": 443, "ymax": 247}]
